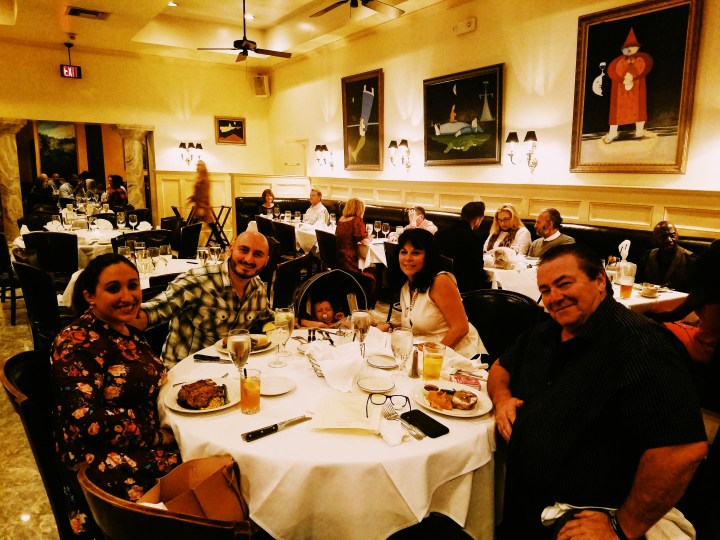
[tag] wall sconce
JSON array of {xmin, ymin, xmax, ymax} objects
[
  {"xmin": 314, "ymin": 144, "xmax": 334, "ymax": 170},
  {"xmin": 505, "ymin": 131, "xmax": 538, "ymax": 173},
  {"xmin": 388, "ymin": 139, "xmax": 410, "ymax": 171},
  {"xmin": 179, "ymin": 142, "xmax": 203, "ymax": 167}
]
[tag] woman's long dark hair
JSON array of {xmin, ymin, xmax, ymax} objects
[
  {"xmin": 390, "ymin": 228, "xmax": 441, "ymax": 293},
  {"xmin": 72, "ymin": 253, "xmax": 138, "ymax": 314}
]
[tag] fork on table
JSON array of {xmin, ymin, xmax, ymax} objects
[{"xmin": 381, "ymin": 402, "xmax": 425, "ymax": 440}]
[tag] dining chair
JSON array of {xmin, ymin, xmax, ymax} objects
[
  {"xmin": 294, "ymin": 269, "xmax": 368, "ymax": 322},
  {"xmin": 76, "ymin": 463, "xmax": 251, "ymax": 540},
  {"xmin": 271, "ymin": 253, "xmax": 309, "ymax": 309},
  {"xmin": 0, "ymin": 350, "xmax": 79, "ymax": 540},
  {"xmin": 112, "ymin": 230, "xmax": 173, "ymax": 253},
  {"xmin": 178, "ymin": 222, "xmax": 203, "ymax": 259},
  {"xmin": 18, "ymin": 211, "xmax": 55, "ymax": 231},
  {"xmin": 254, "ymin": 215, "xmax": 275, "ymax": 238},
  {"xmin": 315, "ymin": 229, "xmax": 339, "ymax": 271},
  {"xmin": 0, "ymin": 232, "xmax": 23, "ymax": 325},
  {"xmin": 21, "ymin": 231, "xmax": 79, "ymax": 291},
  {"xmin": 95, "ymin": 212, "xmax": 117, "ymax": 228},
  {"xmin": 160, "ymin": 216, "xmax": 183, "ymax": 251},
  {"xmin": 461, "ymin": 289, "xmax": 544, "ymax": 363},
  {"xmin": 259, "ymin": 237, "xmax": 281, "ymax": 294},
  {"xmin": 271, "ymin": 220, "xmax": 303, "ymax": 262},
  {"xmin": 14, "ymin": 262, "xmax": 76, "ymax": 350}
]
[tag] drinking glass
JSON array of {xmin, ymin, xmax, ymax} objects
[
  {"xmin": 128, "ymin": 214, "xmax": 138, "ymax": 231},
  {"xmin": 135, "ymin": 249, "xmax": 152, "ymax": 275},
  {"xmin": 273, "ymin": 206, "xmax": 281, "ymax": 220},
  {"xmin": 227, "ymin": 329, "xmax": 252, "ymax": 371},
  {"xmin": 118, "ymin": 246, "xmax": 132, "ymax": 259},
  {"xmin": 381, "ymin": 223, "xmax": 390, "ymax": 238},
  {"xmin": 294, "ymin": 211, "xmax": 301, "ymax": 222},
  {"xmin": 423, "ymin": 342, "xmax": 446, "ymax": 381},
  {"xmin": 116, "ymin": 211, "xmax": 126, "ymax": 229},
  {"xmin": 269, "ymin": 323, "xmax": 290, "ymax": 368},
  {"xmin": 51, "ymin": 215, "xmax": 61, "ymax": 230},
  {"xmin": 365, "ymin": 223, "xmax": 373, "ymax": 237},
  {"xmin": 373, "ymin": 221, "xmax": 381, "ymax": 238},
  {"xmin": 63, "ymin": 212, "xmax": 75, "ymax": 231},
  {"xmin": 88, "ymin": 216, "xmax": 97, "ymax": 232},
  {"xmin": 148, "ymin": 247, "xmax": 160, "ymax": 267},
  {"xmin": 134, "ymin": 241, "xmax": 145, "ymax": 251},
  {"xmin": 196, "ymin": 247, "xmax": 209, "ymax": 265},
  {"xmin": 159, "ymin": 244, "xmax": 172, "ymax": 264},
  {"xmin": 240, "ymin": 369, "xmax": 261, "ymax": 414},
  {"xmin": 617, "ymin": 261, "xmax": 637, "ymax": 300},
  {"xmin": 391, "ymin": 327, "xmax": 413, "ymax": 380},
  {"xmin": 351, "ymin": 310, "xmax": 372, "ymax": 358},
  {"xmin": 66, "ymin": 203, "xmax": 74, "ymax": 212},
  {"xmin": 126, "ymin": 239, "xmax": 136, "ymax": 252},
  {"xmin": 273, "ymin": 307, "xmax": 295, "ymax": 360},
  {"xmin": 102, "ymin": 203, "xmax": 110, "ymax": 213},
  {"xmin": 209, "ymin": 245, "xmax": 222, "ymax": 264},
  {"xmin": 284, "ymin": 210, "xmax": 292, "ymax": 222},
  {"xmin": 329, "ymin": 213, "xmax": 336, "ymax": 227}
]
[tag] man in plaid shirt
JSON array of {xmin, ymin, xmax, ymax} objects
[{"xmin": 137, "ymin": 231, "xmax": 273, "ymax": 366}]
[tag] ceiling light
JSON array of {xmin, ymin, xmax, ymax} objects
[
  {"xmin": 245, "ymin": 13, "xmax": 255, "ymax": 20},
  {"xmin": 168, "ymin": 1, "xmax": 178, "ymax": 6}
]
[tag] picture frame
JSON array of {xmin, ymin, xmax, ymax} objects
[
  {"xmin": 423, "ymin": 64, "xmax": 503, "ymax": 166},
  {"xmin": 570, "ymin": 0, "xmax": 703, "ymax": 173},
  {"xmin": 341, "ymin": 69, "xmax": 383, "ymax": 171},
  {"xmin": 215, "ymin": 116, "xmax": 246, "ymax": 145}
]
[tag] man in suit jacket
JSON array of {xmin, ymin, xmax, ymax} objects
[
  {"xmin": 638, "ymin": 221, "xmax": 697, "ymax": 292},
  {"xmin": 435, "ymin": 201, "xmax": 489, "ymax": 293},
  {"xmin": 527, "ymin": 208, "xmax": 575, "ymax": 258}
]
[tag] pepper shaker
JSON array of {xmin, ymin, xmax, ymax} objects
[{"xmin": 408, "ymin": 348, "xmax": 420, "ymax": 379}]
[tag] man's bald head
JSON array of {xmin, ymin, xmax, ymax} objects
[{"xmin": 652, "ymin": 221, "xmax": 678, "ymax": 253}]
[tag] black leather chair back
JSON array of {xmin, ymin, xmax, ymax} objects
[
  {"xmin": 272, "ymin": 254, "xmax": 309, "ymax": 309},
  {"xmin": 0, "ymin": 232, "xmax": 23, "ymax": 325},
  {"xmin": 271, "ymin": 221, "xmax": 299, "ymax": 257},
  {"xmin": 1, "ymin": 350, "xmax": 78, "ymax": 540},
  {"xmin": 315, "ymin": 229, "xmax": 339, "ymax": 270},
  {"xmin": 178, "ymin": 223, "xmax": 202, "ymax": 259},
  {"xmin": 95, "ymin": 212, "xmax": 118, "ymax": 228},
  {"xmin": 22, "ymin": 231, "xmax": 79, "ymax": 277},
  {"xmin": 461, "ymin": 289, "xmax": 544, "ymax": 363},
  {"xmin": 112, "ymin": 230, "xmax": 173, "ymax": 253},
  {"xmin": 254, "ymin": 216, "xmax": 275, "ymax": 238}
]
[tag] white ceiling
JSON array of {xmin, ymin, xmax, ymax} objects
[{"xmin": 0, "ymin": 0, "xmax": 453, "ymax": 67}]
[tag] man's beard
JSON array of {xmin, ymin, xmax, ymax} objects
[{"xmin": 228, "ymin": 257, "xmax": 262, "ymax": 279}]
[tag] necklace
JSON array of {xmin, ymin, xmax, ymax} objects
[{"xmin": 405, "ymin": 286, "xmax": 419, "ymax": 327}]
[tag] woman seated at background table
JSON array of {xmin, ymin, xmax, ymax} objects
[
  {"xmin": 258, "ymin": 188, "xmax": 275, "ymax": 216},
  {"xmin": 483, "ymin": 203, "xmax": 531, "ymax": 255},
  {"xmin": 646, "ymin": 239, "xmax": 720, "ymax": 364},
  {"xmin": 405, "ymin": 206, "xmax": 438, "ymax": 234},
  {"xmin": 51, "ymin": 253, "xmax": 180, "ymax": 538},
  {"xmin": 388, "ymin": 228, "xmax": 484, "ymax": 358},
  {"xmin": 107, "ymin": 174, "xmax": 128, "ymax": 209},
  {"xmin": 336, "ymin": 197, "xmax": 376, "ymax": 300}
]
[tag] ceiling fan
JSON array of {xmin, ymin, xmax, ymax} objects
[
  {"xmin": 197, "ymin": 0, "xmax": 292, "ymax": 62},
  {"xmin": 311, "ymin": 0, "xmax": 405, "ymax": 19}
]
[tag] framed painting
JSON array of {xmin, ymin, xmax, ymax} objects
[
  {"xmin": 342, "ymin": 69, "xmax": 383, "ymax": 171},
  {"xmin": 423, "ymin": 64, "xmax": 503, "ymax": 166},
  {"xmin": 215, "ymin": 116, "xmax": 246, "ymax": 145},
  {"xmin": 570, "ymin": 0, "xmax": 703, "ymax": 173},
  {"xmin": 37, "ymin": 121, "xmax": 77, "ymax": 180}
]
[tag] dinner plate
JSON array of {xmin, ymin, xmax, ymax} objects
[
  {"xmin": 165, "ymin": 378, "xmax": 239, "ymax": 414},
  {"xmin": 412, "ymin": 380, "xmax": 493, "ymax": 418},
  {"xmin": 366, "ymin": 353, "xmax": 397, "ymax": 370},
  {"xmin": 357, "ymin": 377, "xmax": 395, "ymax": 393},
  {"xmin": 214, "ymin": 335, "xmax": 273, "ymax": 356},
  {"xmin": 261, "ymin": 376, "xmax": 296, "ymax": 396}
]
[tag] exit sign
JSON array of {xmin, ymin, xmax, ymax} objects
[{"xmin": 60, "ymin": 64, "xmax": 82, "ymax": 79}]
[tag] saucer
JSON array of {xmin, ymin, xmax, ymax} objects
[{"xmin": 357, "ymin": 377, "xmax": 394, "ymax": 393}]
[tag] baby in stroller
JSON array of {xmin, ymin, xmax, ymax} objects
[{"xmin": 299, "ymin": 297, "xmax": 347, "ymax": 329}]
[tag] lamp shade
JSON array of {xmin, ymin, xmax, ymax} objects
[
  {"xmin": 196, "ymin": 143, "xmax": 203, "ymax": 150},
  {"xmin": 523, "ymin": 131, "xmax": 538, "ymax": 142},
  {"xmin": 505, "ymin": 132, "xmax": 519, "ymax": 144},
  {"xmin": 178, "ymin": 142, "xmax": 187, "ymax": 149},
  {"xmin": 398, "ymin": 139, "xmax": 409, "ymax": 150},
  {"xmin": 388, "ymin": 140, "xmax": 398, "ymax": 150}
]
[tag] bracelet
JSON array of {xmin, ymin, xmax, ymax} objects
[
  {"xmin": 609, "ymin": 511, "xmax": 629, "ymax": 540},
  {"xmin": 156, "ymin": 430, "xmax": 164, "ymax": 447}
]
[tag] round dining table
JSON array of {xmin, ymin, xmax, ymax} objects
[{"xmin": 158, "ymin": 335, "xmax": 497, "ymax": 540}]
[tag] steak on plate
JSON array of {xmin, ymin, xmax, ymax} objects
[{"xmin": 177, "ymin": 379, "xmax": 227, "ymax": 410}]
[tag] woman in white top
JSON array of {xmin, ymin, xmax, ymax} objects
[
  {"xmin": 391, "ymin": 228, "xmax": 484, "ymax": 358},
  {"xmin": 405, "ymin": 206, "xmax": 438, "ymax": 234},
  {"xmin": 483, "ymin": 203, "xmax": 531, "ymax": 255}
]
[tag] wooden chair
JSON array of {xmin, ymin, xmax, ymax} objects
[
  {"xmin": 461, "ymin": 289, "xmax": 544, "ymax": 363},
  {"xmin": 0, "ymin": 350, "xmax": 78, "ymax": 540},
  {"xmin": 14, "ymin": 262, "xmax": 76, "ymax": 350},
  {"xmin": 178, "ymin": 222, "xmax": 203, "ymax": 259},
  {"xmin": 0, "ymin": 232, "xmax": 23, "ymax": 325},
  {"xmin": 77, "ymin": 464, "xmax": 251, "ymax": 540},
  {"xmin": 21, "ymin": 231, "xmax": 79, "ymax": 291}
]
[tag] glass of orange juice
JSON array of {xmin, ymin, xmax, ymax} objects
[
  {"xmin": 240, "ymin": 369, "xmax": 261, "ymax": 414},
  {"xmin": 422, "ymin": 342, "xmax": 445, "ymax": 381}
]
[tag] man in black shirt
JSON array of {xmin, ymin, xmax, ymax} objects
[
  {"xmin": 638, "ymin": 221, "xmax": 698, "ymax": 292},
  {"xmin": 488, "ymin": 243, "xmax": 707, "ymax": 539},
  {"xmin": 435, "ymin": 201, "xmax": 489, "ymax": 293}
]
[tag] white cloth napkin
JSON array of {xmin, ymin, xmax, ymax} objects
[
  {"xmin": 137, "ymin": 221, "xmax": 152, "ymax": 231},
  {"xmin": 439, "ymin": 348, "xmax": 488, "ymax": 380},
  {"xmin": 20, "ymin": 224, "xmax": 31, "ymax": 235},
  {"xmin": 619, "ymin": 239, "xmax": 631, "ymax": 261},
  {"xmin": 379, "ymin": 417, "xmax": 407, "ymax": 446},
  {"xmin": 45, "ymin": 221, "xmax": 63, "ymax": 231},
  {"xmin": 96, "ymin": 219, "xmax": 113, "ymax": 230},
  {"xmin": 306, "ymin": 341, "xmax": 365, "ymax": 392}
]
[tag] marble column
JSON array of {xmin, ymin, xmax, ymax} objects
[
  {"xmin": 0, "ymin": 118, "xmax": 28, "ymax": 240},
  {"xmin": 114, "ymin": 125, "xmax": 153, "ymax": 210}
]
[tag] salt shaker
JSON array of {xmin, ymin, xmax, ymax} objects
[{"xmin": 408, "ymin": 348, "xmax": 420, "ymax": 379}]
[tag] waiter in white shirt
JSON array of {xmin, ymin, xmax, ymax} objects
[{"xmin": 303, "ymin": 189, "xmax": 330, "ymax": 226}]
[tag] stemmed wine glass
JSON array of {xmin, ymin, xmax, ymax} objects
[
  {"xmin": 273, "ymin": 308, "xmax": 295, "ymax": 358},
  {"xmin": 351, "ymin": 310, "xmax": 372, "ymax": 358},
  {"xmin": 381, "ymin": 223, "xmax": 390, "ymax": 239},
  {"xmin": 373, "ymin": 221, "xmax": 381, "ymax": 239},
  {"xmin": 227, "ymin": 329, "xmax": 252, "ymax": 373},
  {"xmin": 116, "ymin": 211, "xmax": 126, "ymax": 230},
  {"xmin": 128, "ymin": 214, "xmax": 138, "ymax": 231},
  {"xmin": 209, "ymin": 245, "xmax": 222, "ymax": 264},
  {"xmin": 365, "ymin": 223, "xmax": 373, "ymax": 237},
  {"xmin": 391, "ymin": 327, "xmax": 413, "ymax": 380},
  {"xmin": 88, "ymin": 216, "xmax": 98, "ymax": 233},
  {"xmin": 273, "ymin": 206, "xmax": 281, "ymax": 220},
  {"xmin": 63, "ymin": 212, "xmax": 75, "ymax": 231}
]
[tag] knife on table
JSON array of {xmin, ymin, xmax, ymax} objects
[
  {"xmin": 194, "ymin": 354, "xmax": 233, "ymax": 364},
  {"xmin": 241, "ymin": 415, "xmax": 312, "ymax": 442}
]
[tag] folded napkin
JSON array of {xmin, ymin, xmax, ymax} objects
[
  {"xmin": 364, "ymin": 326, "xmax": 392, "ymax": 356},
  {"xmin": 96, "ymin": 219, "xmax": 113, "ymax": 230},
  {"xmin": 439, "ymin": 348, "xmax": 488, "ymax": 380},
  {"xmin": 45, "ymin": 221, "xmax": 63, "ymax": 232},
  {"xmin": 137, "ymin": 221, "xmax": 152, "ymax": 231},
  {"xmin": 619, "ymin": 239, "xmax": 631, "ymax": 261},
  {"xmin": 306, "ymin": 341, "xmax": 365, "ymax": 392},
  {"xmin": 20, "ymin": 224, "xmax": 31, "ymax": 235},
  {"xmin": 379, "ymin": 417, "xmax": 407, "ymax": 447}
]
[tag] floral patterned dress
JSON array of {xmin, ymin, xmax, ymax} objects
[{"xmin": 51, "ymin": 310, "xmax": 181, "ymax": 537}]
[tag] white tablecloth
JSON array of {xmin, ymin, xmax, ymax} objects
[
  {"xmin": 158, "ymin": 337, "xmax": 497, "ymax": 540},
  {"xmin": 247, "ymin": 220, "xmax": 335, "ymax": 254},
  {"xmin": 359, "ymin": 239, "xmax": 389, "ymax": 270}
]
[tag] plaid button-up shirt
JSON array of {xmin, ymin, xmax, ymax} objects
[{"xmin": 143, "ymin": 261, "xmax": 272, "ymax": 366}]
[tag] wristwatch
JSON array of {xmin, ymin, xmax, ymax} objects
[{"xmin": 608, "ymin": 510, "xmax": 629, "ymax": 540}]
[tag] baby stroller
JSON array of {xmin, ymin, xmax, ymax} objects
[{"xmin": 294, "ymin": 269, "xmax": 368, "ymax": 323}]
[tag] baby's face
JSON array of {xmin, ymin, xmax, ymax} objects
[{"xmin": 313, "ymin": 301, "xmax": 335, "ymax": 322}]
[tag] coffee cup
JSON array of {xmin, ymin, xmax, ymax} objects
[{"xmin": 641, "ymin": 283, "xmax": 660, "ymax": 298}]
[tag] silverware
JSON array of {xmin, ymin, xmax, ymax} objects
[
  {"xmin": 241, "ymin": 414, "xmax": 313, "ymax": 442},
  {"xmin": 194, "ymin": 354, "xmax": 233, "ymax": 364},
  {"xmin": 172, "ymin": 372, "xmax": 229, "ymax": 387},
  {"xmin": 381, "ymin": 402, "xmax": 425, "ymax": 440},
  {"xmin": 291, "ymin": 336, "xmax": 308, "ymax": 344},
  {"xmin": 317, "ymin": 329, "xmax": 334, "ymax": 346}
]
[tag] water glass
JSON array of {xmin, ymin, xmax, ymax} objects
[
  {"xmin": 227, "ymin": 329, "xmax": 252, "ymax": 371},
  {"xmin": 159, "ymin": 244, "xmax": 172, "ymax": 263},
  {"xmin": 102, "ymin": 203, "xmax": 110, "ymax": 213},
  {"xmin": 147, "ymin": 247, "xmax": 160, "ymax": 267},
  {"xmin": 391, "ymin": 327, "xmax": 413, "ymax": 380},
  {"xmin": 88, "ymin": 216, "xmax": 97, "ymax": 231},
  {"xmin": 51, "ymin": 215, "xmax": 61, "ymax": 229},
  {"xmin": 118, "ymin": 246, "xmax": 132, "ymax": 259},
  {"xmin": 209, "ymin": 245, "xmax": 222, "ymax": 264},
  {"xmin": 116, "ymin": 211, "xmax": 126, "ymax": 229},
  {"xmin": 63, "ymin": 212, "xmax": 75, "ymax": 231},
  {"xmin": 617, "ymin": 261, "xmax": 637, "ymax": 300},
  {"xmin": 196, "ymin": 247, "xmax": 209, "ymax": 265},
  {"xmin": 284, "ymin": 210, "xmax": 292, "ymax": 222},
  {"xmin": 273, "ymin": 307, "xmax": 295, "ymax": 360},
  {"xmin": 351, "ymin": 310, "xmax": 372, "ymax": 358},
  {"xmin": 128, "ymin": 214, "xmax": 138, "ymax": 231},
  {"xmin": 240, "ymin": 369, "xmax": 261, "ymax": 414},
  {"xmin": 382, "ymin": 223, "xmax": 390, "ymax": 238},
  {"xmin": 294, "ymin": 211, "xmax": 301, "ymax": 222},
  {"xmin": 273, "ymin": 206, "xmax": 281, "ymax": 219}
]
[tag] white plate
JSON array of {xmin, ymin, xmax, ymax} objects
[
  {"xmin": 412, "ymin": 380, "xmax": 493, "ymax": 418},
  {"xmin": 357, "ymin": 377, "xmax": 395, "ymax": 393},
  {"xmin": 261, "ymin": 376, "xmax": 296, "ymax": 396},
  {"xmin": 367, "ymin": 353, "xmax": 397, "ymax": 370},
  {"xmin": 214, "ymin": 335, "xmax": 273, "ymax": 356},
  {"xmin": 165, "ymin": 378, "xmax": 239, "ymax": 414}
]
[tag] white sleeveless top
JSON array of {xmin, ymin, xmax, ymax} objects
[{"xmin": 400, "ymin": 272, "xmax": 486, "ymax": 358}]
